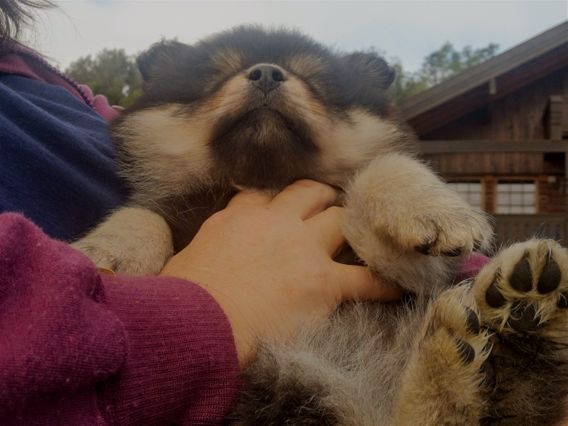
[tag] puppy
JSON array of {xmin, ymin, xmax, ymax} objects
[{"xmin": 74, "ymin": 27, "xmax": 568, "ymax": 425}]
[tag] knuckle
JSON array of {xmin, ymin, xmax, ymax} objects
[
  {"xmin": 292, "ymin": 179, "xmax": 320, "ymax": 188},
  {"xmin": 293, "ymin": 179, "xmax": 335, "ymax": 195},
  {"xmin": 204, "ymin": 210, "xmax": 229, "ymax": 227},
  {"xmin": 326, "ymin": 206, "xmax": 344, "ymax": 220},
  {"xmin": 316, "ymin": 186, "xmax": 338, "ymax": 203}
]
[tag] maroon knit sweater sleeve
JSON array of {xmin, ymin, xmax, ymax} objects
[{"xmin": 0, "ymin": 213, "xmax": 241, "ymax": 425}]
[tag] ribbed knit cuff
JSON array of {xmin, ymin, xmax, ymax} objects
[{"xmin": 99, "ymin": 274, "xmax": 242, "ymax": 425}]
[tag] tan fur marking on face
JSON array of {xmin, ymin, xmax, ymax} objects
[
  {"xmin": 279, "ymin": 75, "xmax": 331, "ymax": 121},
  {"xmin": 211, "ymin": 48, "xmax": 244, "ymax": 74},
  {"xmin": 286, "ymin": 54, "xmax": 326, "ymax": 79},
  {"xmin": 199, "ymin": 74, "xmax": 250, "ymax": 118},
  {"xmin": 197, "ymin": 70, "xmax": 326, "ymax": 128},
  {"xmin": 119, "ymin": 76, "xmax": 252, "ymax": 195},
  {"xmin": 115, "ymin": 105, "xmax": 214, "ymax": 195}
]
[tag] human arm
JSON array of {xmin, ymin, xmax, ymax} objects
[
  {"xmin": 0, "ymin": 181, "xmax": 400, "ymax": 424},
  {"xmin": 0, "ymin": 212, "xmax": 240, "ymax": 425}
]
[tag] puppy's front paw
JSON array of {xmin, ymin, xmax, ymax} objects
[
  {"xmin": 343, "ymin": 152, "xmax": 494, "ymax": 292},
  {"xmin": 471, "ymin": 239, "xmax": 568, "ymax": 425},
  {"xmin": 72, "ymin": 207, "xmax": 174, "ymax": 276},
  {"xmin": 391, "ymin": 201, "xmax": 493, "ymax": 257},
  {"xmin": 345, "ymin": 153, "xmax": 492, "ymax": 259},
  {"xmin": 424, "ymin": 286, "xmax": 492, "ymax": 369},
  {"xmin": 474, "ymin": 238, "xmax": 568, "ymax": 337},
  {"xmin": 73, "ymin": 238, "xmax": 167, "ymax": 275},
  {"xmin": 395, "ymin": 285, "xmax": 492, "ymax": 425},
  {"xmin": 72, "ymin": 239, "xmax": 121, "ymax": 272}
]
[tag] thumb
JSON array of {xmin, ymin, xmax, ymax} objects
[{"xmin": 332, "ymin": 263, "xmax": 403, "ymax": 302}]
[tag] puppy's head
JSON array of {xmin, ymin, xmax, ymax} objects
[{"xmin": 114, "ymin": 26, "xmax": 407, "ymax": 196}]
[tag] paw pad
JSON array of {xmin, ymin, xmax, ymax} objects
[
  {"xmin": 475, "ymin": 239, "xmax": 568, "ymax": 336},
  {"xmin": 506, "ymin": 302, "xmax": 539, "ymax": 332},
  {"xmin": 509, "ymin": 255, "xmax": 532, "ymax": 292},
  {"xmin": 485, "ymin": 279, "xmax": 506, "ymax": 308},
  {"xmin": 537, "ymin": 257, "xmax": 561, "ymax": 294}
]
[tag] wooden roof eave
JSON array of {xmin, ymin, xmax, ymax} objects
[
  {"xmin": 399, "ymin": 21, "xmax": 568, "ymax": 122},
  {"xmin": 419, "ymin": 140, "xmax": 568, "ymax": 154}
]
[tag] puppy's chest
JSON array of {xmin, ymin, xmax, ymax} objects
[
  {"xmin": 136, "ymin": 182, "xmax": 348, "ymax": 254},
  {"xmin": 137, "ymin": 187, "xmax": 237, "ymax": 252}
]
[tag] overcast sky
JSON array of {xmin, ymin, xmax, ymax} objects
[{"xmin": 24, "ymin": 0, "xmax": 567, "ymax": 72}]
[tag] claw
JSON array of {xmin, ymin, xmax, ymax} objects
[
  {"xmin": 415, "ymin": 238, "xmax": 437, "ymax": 255},
  {"xmin": 507, "ymin": 303, "xmax": 539, "ymax": 332},
  {"xmin": 455, "ymin": 338, "xmax": 475, "ymax": 365},
  {"xmin": 465, "ymin": 307, "xmax": 481, "ymax": 334},
  {"xmin": 442, "ymin": 246, "xmax": 464, "ymax": 257}
]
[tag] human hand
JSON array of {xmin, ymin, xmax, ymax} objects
[{"xmin": 160, "ymin": 180, "xmax": 401, "ymax": 366}]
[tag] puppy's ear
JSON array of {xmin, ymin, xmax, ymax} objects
[
  {"xmin": 342, "ymin": 52, "xmax": 395, "ymax": 90},
  {"xmin": 137, "ymin": 40, "xmax": 193, "ymax": 82}
]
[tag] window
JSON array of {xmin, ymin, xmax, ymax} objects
[
  {"xmin": 496, "ymin": 181, "xmax": 536, "ymax": 214},
  {"xmin": 448, "ymin": 181, "xmax": 483, "ymax": 209}
]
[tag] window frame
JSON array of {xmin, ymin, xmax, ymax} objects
[
  {"xmin": 494, "ymin": 178, "xmax": 538, "ymax": 215},
  {"xmin": 447, "ymin": 180, "xmax": 484, "ymax": 210}
]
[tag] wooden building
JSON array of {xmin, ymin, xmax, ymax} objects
[{"xmin": 400, "ymin": 21, "xmax": 568, "ymax": 246}]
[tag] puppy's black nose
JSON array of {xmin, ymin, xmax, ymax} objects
[{"xmin": 247, "ymin": 64, "xmax": 285, "ymax": 94}]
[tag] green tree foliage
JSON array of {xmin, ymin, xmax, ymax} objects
[
  {"xmin": 393, "ymin": 42, "xmax": 499, "ymax": 103},
  {"xmin": 66, "ymin": 49, "xmax": 142, "ymax": 107}
]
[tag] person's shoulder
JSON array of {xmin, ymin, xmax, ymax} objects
[{"xmin": 0, "ymin": 42, "xmax": 119, "ymax": 120}]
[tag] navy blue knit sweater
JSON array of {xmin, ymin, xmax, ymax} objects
[{"xmin": 0, "ymin": 74, "xmax": 127, "ymax": 241}]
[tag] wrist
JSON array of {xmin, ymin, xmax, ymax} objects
[
  {"xmin": 161, "ymin": 255, "xmax": 257, "ymax": 367},
  {"xmin": 201, "ymin": 285, "xmax": 257, "ymax": 368}
]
